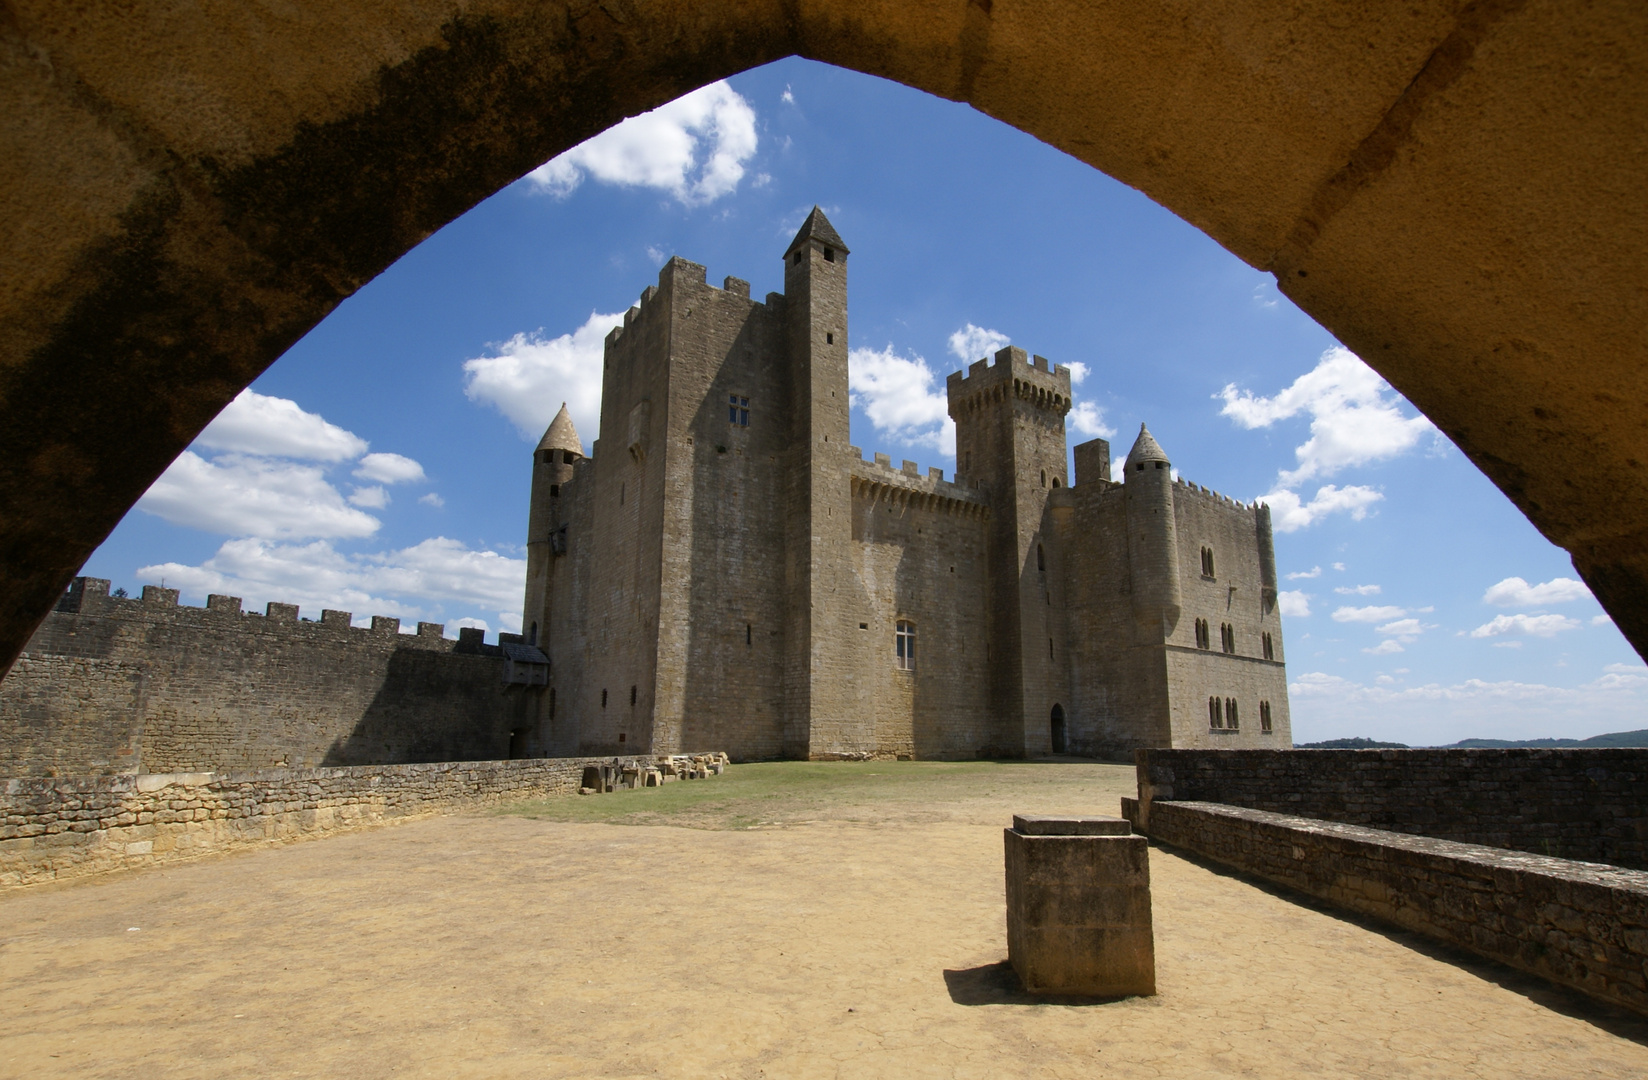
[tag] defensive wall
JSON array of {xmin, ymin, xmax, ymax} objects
[
  {"xmin": 0, "ymin": 752, "xmax": 728, "ymax": 888},
  {"xmin": 1124, "ymin": 747, "xmax": 1648, "ymax": 1017},
  {"xmin": 1135, "ymin": 747, "xmax": 1648, "ymax": 869},
  {"xmin": 0, "ymin": 577, "xmax": 545, "ymax": 776}
]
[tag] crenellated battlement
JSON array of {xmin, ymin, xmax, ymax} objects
[
  {"xmin": 1173, "ymin": 476, "xmax": 1263, "ymax": 513},
  {"xmin": 605, "ymin": 257, "xmax": 769, "ymax": 348},
  {"xmin": 53, "ymin": 578, "xmax": 512, "ymax": 654},
  {"xmin": 848, "ymin": 450, "xmax": 990, "ymax": 519},
  {"xmin": 946, "ymin": 345, "xmax": 1073, "ymax": 420}
]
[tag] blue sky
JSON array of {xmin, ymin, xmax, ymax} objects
[{"xmin": 83, "ymin": 59, "xmax": 1646, "ymax": 745}]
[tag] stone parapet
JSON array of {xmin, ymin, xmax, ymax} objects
[
  {"xmin": 1122, "ymin": 797, "xmax": 1648, "ymax": 1017},
  {"xmin": 1135, "ymin": 747, "xmax": 1648, "ymax": 870},
  {"xmin": 0, "ymin": 753, "xmax": 724, "ymax": 888}
]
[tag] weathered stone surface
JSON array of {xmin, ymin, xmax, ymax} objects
[
  {"xmin": 1004, "ymin": 821, "xmax": 1155, "ymax": 997},
  {"xmin": 1135, "ymin": 747, "xmax": 1648, "ymax": 870},
  {"xmin": 1124, "ymin": 797, "xmax": 1648, "ymax": 1018}
]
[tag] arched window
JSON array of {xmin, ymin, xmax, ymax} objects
[
  {"xmin": 1041, "ymin": 469, "xmax": 1047, "ymax": 487},
  {"xmin": 1260, "ymin": 701, "xmax": 1273, "ymax": 733},
  {"xmin": 1201, "ymin": 546, "xmax": 1215, "ymax": 578},
  {"xmin": 1051, "ymin": 477, "xmax": 1061, "ymax": 488},
  {"xmin": 1226, "ymin": 698, "xmax": 1240, "ymax": 730},
  {"xmin": 1037, "ymin": 544, "xmax": 1046, "ymax": 572},
  {"xmin": 895, "ymin": 620, "xmax": 916, "ymax": 671},
  {"xmin": 1262, "ymin": 632, "xmax": 1274, "ymax": 660},
  {"xmin": 1208, "ymin": 696, "xmax": 1223, "ymax": 729},
  {"xmin": 1195, "ymin": 618, "xmax": 1210, "ymax": 649},
  {"xmin": 1221, "ymin": 623, "xmax": 1235, "ymax": 654}
]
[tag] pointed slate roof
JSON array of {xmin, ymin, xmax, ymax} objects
[
  {"xmin": 1124, "ymin": 423, "xmax": 1170, "ymax": 469},
  {"xmin": 536, "ymin": 403, "xmax": 581, "ymax": 455},
  {"xmin": 784, "ymin": 206, "xmax": 849, "ymax": 257}
]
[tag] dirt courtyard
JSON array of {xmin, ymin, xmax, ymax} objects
[{"xmin": 2, "ymin": 761, "xmax": 1645, "ymax": 1078}]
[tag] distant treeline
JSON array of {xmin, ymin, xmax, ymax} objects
[{"xmin": 1296, "ymin": 729, "xmax": 1648, "ymax": 750}]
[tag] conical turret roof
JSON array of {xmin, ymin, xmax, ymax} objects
[
  {"xmin": 536, "ymin": 403, "xmax": 581, "ymax": 455},
  {"xmin": 784, "ymin": 206, "xmax": 849, "ymax": 257},
  {"xmin": 1124, "ymin": 423, "xmax": 1170, "ymax": 469}
]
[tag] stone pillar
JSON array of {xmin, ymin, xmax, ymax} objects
[{"xmin": 1003, "ymin": 814, "xmax": 1156, "ymax": 996}]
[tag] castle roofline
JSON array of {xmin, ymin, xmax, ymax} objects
[
  {"xmin": 784, "ymin": 206, "xmax": 849, "ymax": 257},
  {"xmin": 1124, "ymin": 423, "xmax": 1169, "ymax": 468},
  {"xmin": 536, "ymin": 403, "xmax": 581, "ymax": 454}
]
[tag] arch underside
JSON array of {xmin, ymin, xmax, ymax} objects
[{"xmin": 2, "ymin": 0, "xmax": 1645, "ymax": 671}]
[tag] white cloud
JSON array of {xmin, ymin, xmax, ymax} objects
[
  {"xmin": 848, "ymin": 344, "xmax": 955, "ymax": 456},
  {"xmin": 1333, "ymin": 562, "xmax": 1347, "ymax": 571},
  {"xmin": 1469, "ymin": 613, "xmax": 1582, "ymax": 639},
  {"xmin": 353, "ymin": 452, "xmax": 426, "ymax": 485},
  {"xmin": 1287, "ymin": 668, "xmax": 1648, "ymax": 746},
  {"xmin": 1364, "ymin": 640, "xmax": 1405, "ymax": 655},
  {"xmin": 645, "ymin": 245, "xmax": 667, "ymax": 266},
  {"xmin": 525, "ymin": 81, "xmax": 758, "ymax": 206},
  {"xmin": 1066, "ymin": 361, "xmax": 1090, "ymax": 385},
  {"xmin": 1604, "ymin": 662, "xmax": 1647, "ymax": 674},
  {"xmin": 196, "ymin": 389, "xmax": 369, "ymax": 462},
  {"xmin": 1068, "ymin": 401, "xmax": 1116, "ymax": 440},
  {"xmin": 1287, "ymin": 566, "xmax": 1322, "ymax": 580},
  {"xmin": 781, "ymin": 85, "xmax": 795, "ymax": 105},
  {"xmin": 1335, "ymin": 584, "xmax": 1381, "ymax": 596},
  {"xmin": 1218, "ymin": 346, "xmax": 1435, "ymax": 487},
  {"xmin": 137, "ymin": 536, "xmax": 526, "ymax": 634},
  {"xmin": 1482, "ymin": 576, "xmax": 1593, "ymax": 607},
  {"xmin": 1278, "ymin": 590, "xmax": 1312, "ymax": 617},
  {"xmin": 1261, "ymin": 484, "xmax": 1383, "ymax": 532},
  {"xmin": 1376, "ymin": 618, "xmax": 1424, "ymax": 637},
  {"xmin": 348, "ymin": 485, "xmax": 389, "ymax": 509},
  {"xmin": 1593, "ymin": 614, "xmax": 1615, "ymax": 627},
  {"xmin": 946, "ymin": 324, "xmax": 1010, "ymax": 366},
  {"xmin": 463, "ymin": 310, "xmax": 625, "ymax": 442},
  {"xmin": 419, "ymin": 493, "xmax": 445, "ymax": 509},
  {"xmin": 137, "ymin": 451, "xmax": 380, "ymax": 540},
  {"xmin": 1332, "ymin": 604, "xmax": 1407, "ymax": 623}
]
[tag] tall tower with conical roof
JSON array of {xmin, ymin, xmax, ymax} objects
[
  {"xmin": 1123, "ymin": 423, "xmax": 1182, "ymax": 645},
  {"xmin": 524, "ymin": 403, "xmax": 581, "ymax": 647},
  {"xmin": 780, "ymin": 207, "xmax": 863, "ymax": 757}
]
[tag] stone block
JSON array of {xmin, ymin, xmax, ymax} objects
[{"xmin": 1004, "ymin": 817, "xmax": 1155, "ymax": 997}]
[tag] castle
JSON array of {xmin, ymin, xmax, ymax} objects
[{"xmin": 521, "ymin": 209, "xmax": 1290, "ymax": 760}]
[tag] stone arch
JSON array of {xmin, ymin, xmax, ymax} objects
[{"xmin": 2, "ymin": 2, "xmax": 1646, "ymax": 671}]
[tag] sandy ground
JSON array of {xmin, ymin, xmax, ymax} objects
[{"xmin": 2, "ymin": 762, "xmax": 1646, "ymax": 1078}]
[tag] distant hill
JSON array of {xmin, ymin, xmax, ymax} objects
[
  {"xmin": 1293, "ymin": 730, "xmax": 1648, "ymax": 750},
  {"xmin": 1442, "ymin": 729, "xmax": 1648, "ymax": 749},
  {"xmin": 1295, "ymin": 737, "xmax": 1410, "ymax": 749}
]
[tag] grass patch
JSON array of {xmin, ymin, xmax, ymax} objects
[{"xmin": 494, "ymin": 760, "xmax": 1133, "ymax": 831}]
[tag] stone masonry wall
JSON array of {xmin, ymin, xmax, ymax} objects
[
  {"xmin": 1123, "ymin": 797, "xmax": 1648, "ymax": 1017},
  {"xmin": 1137, "ymin": 748, "xmax": 1648, "ymax": 870},
  {"xmin": 0, "ymin": 753, "xmax": 725, "ymax": 888},
  {"xmin": 0, "ymin": 581, "xmax": 535, "ymax": 775}
]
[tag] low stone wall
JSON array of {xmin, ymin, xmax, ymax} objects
[
  {"xmin": 1122, "ymin": 796, "xmax": 1648, "ymax": 1017},
  {"xmin": 1135, "ymin": 747, "xmax": 1648, "ymax": 870},
  {"xmin": 0, "ymin": 752, "xmax": 727, "ymax": 888}
]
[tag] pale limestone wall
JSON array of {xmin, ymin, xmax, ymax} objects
[
  {"xmin": 1165, "ymin": 483, "xmax": 1291, "ymax": 747},
  {"xmin": 849, "ymin": 457, "xmax": 992, "ymax": 758}
]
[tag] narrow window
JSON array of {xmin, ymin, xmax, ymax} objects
[
  {"xmin": 1052, "ymin": 477, "xmax": 1061, "ymax": 488},
  {"xmin": 1260, "ymin": 700, "xmax": 1273, "ymax": 733},
  {"xmin": 1208, "ymin": 696, "xmax": 1223, "ymax": 729},
  {"xmin": 563, "ymin": 449, "xmax": 576, "ymax": 464},
  {"xmin": 824, "ymin": 247, "xmax": 835, "ymax": 262},
  {"xmin": 1226, "ymin": 698, "xmax": 1240, "ymax": 730},
  {"xmin": 630, "ymin": 684, "xmax": 637, "ymax": 706},
  {"xmin": 1221, "ymin": 623, "xmax": 1235, "ymax": 654},
  {"xmin": 896, "ymin": 620, "xmax": 916, "ymax": 671},
  {"xmin": 1262, "ymin": 632, "xmax": 1274, "ymax": 660},
  {"xmin": 541, "ymin": 450, "xmax": 553, "ymax": 464},
  {"xmin": 746, "ymin": 623, "xmax": 752, "ymax": 646},
  {"xmin": 1195, "ymin": 618, "xmax": 1209, "ymax": 650},
  {"xmin": 1201, "ymin": 547, "xmax": 1215, "ymax": 577},
  {"xmin": 1037, "ymin": 544, "xmax": 1046, "ymax": 572},
  {"xmin": 529, "ymin": 622, "xmax": 538, "ymax": 645},
  {"xmin": 549, "ymin": 484, "xmax": 559, "ymax": 497},
  {"xmin": 826, "ymin": 333, "xmax": 833, "ymax": 344},
  {"xmin": 1041, "ymin": 469, "xmax": 1047, "ymax": 487},
  {"xmin": 793, "ymin": 250, "xmax": 802, "ymax": 266},
  {"xmin": 1049, "ymin": 636, "xmax": 1054, "ymax": 660},
  {"xmin": 601, "ymin": 688, "xmax": 607, "ymax": 708},
  {"xmin": 618, "ymin": 732, "xmax": 626, "ymax": 743}
]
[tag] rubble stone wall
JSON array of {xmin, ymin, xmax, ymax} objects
[
  {"xmin": 1136, "ymin": 747, "xmax": 1648, "ymax": 870},
  {"xmin": 1122, "ymin": 797, "xmax": 1648, "ymax": 1017},
  {"xmin": 0, "ymin": 752, "xmax": 726, "ymax": 888}
]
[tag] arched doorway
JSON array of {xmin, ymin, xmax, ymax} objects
[
  {"xmin": 3, "ymin": 4, "xmax": 1645, "ymax": 672},
  {"xmin": 1050, "ymin": 704, "xmax": 1067, "ymax": 756}
]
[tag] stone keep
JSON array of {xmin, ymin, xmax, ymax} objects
[{"xmin": 521, "ymin": 208, "xmax": 1291, "ymax": 760}]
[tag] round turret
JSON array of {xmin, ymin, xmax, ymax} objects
[
  {"xmin": 537, "ymin": 403, "xmax": 582, "ymax": 465},
  {"xmin": 1124, "ymin": 423, "xmax": 1182, "ymax": 643}
]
